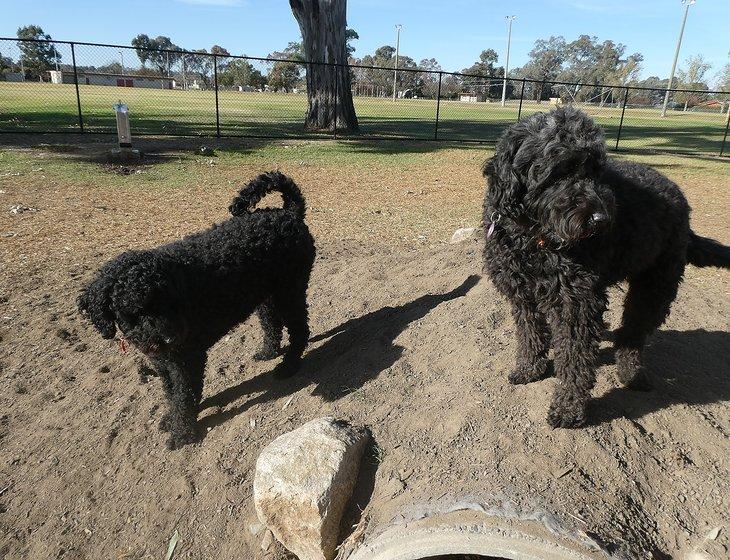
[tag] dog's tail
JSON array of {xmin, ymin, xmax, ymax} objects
[
  {"xmin": 229, "ymin": 171, "xmax": 306, "ymax": 220},
  {"xmin": 687, "ymin": 231, "xmax": 730, "ymax": 268}
]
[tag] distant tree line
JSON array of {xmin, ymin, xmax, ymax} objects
[{"xmin": 4, "ymin": 24, "xmax": 730, "ymax": 112}]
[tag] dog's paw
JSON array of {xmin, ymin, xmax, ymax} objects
[
  {"xmin": 615, "ymin": 348, "xmax": 650, "ymax": 389},
  {"xmin": 625, "ymin": 370, "xmax": 653, "ymax": 392},
  {"xmin": 253, "ymin": 346, "xmax": 280, "ymax": 361},
  {"xmin": 547, "ymin": 401, "xmax": 587, "ymax": 429},
  {"xmin": 165, "ymin": 428, "xmax": 200, "ymax": 450},
  {"xmin": 509, "ymin": 368, "xmax": 543, "ymax": 385},
  {"xmin": 272, "ymin": 359, "xmax": 301, "ymax": 380}
]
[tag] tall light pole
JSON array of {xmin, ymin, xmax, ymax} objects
[
  {"xmin": 392, "ymin": 24, "xmax": 402, "ymax": 101},
  {"xmin": 119, "ymin": 50, "xmax": 125, "ymax": 75},
  {"xmin": 661, "ymin": 0, "xmax": 696, "ymax": 117},
  {"xmin": 501, "ymin": 15, "xmax": 517, "ymax": 107}
]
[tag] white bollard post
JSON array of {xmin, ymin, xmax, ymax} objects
[
  {"xmin": 111, "ymin": 101, "xmax": 140, "ymax": 161},
  {"xmin": 113, "ymin": 101, "xmax": 132, "ymax": 148}
]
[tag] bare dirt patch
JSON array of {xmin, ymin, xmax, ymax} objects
[{"xmin": 0, "ymin": 140, "xmax": 728, "ymax": 559}]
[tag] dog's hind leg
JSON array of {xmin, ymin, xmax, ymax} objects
[
  {"xmin": 509, "ymin": 300, "xmax": 551, "ymax": 385},
  {"xmin": 272, "ymin": 278, "xmax": 310, "ymax": 380},
  {"xmin": 155, "ymin": 352, "xmax": 206, "ymax": 450},
  {"xmin": 547, "ymin": 289, "xmax": 607, "ymax": 428},
  {"xmin": 254, "ymin": 298, "xmax": 283, "ymax": 361},
  {"xmin": 615, "ymin": 254, "xmax": 684, "ymax": 390}
]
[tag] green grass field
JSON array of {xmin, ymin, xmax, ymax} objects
[{"xmin": 0, "ymin": 82, "xmax": 727, "ymax": 155}]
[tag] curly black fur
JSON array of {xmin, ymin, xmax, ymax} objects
[
  {"xmin": 79, "ymin": 172, "xmax": 315, "ymax": 449},
  {"xmin": 482, "ymin": 106, "xmax": 730, "ymax": 428}
]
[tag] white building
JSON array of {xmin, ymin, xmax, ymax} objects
[{"xmin": 49, "ymin": 70, "xmax": 173, "ymax": 89}]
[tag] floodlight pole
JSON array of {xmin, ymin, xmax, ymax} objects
[
  {"xmin": 661, "ymin": 0, "xmax": 695, "ymax": 117},
  {"xmin": 501, "ymin": 15, "xmax": 517, "ymax": 107},
  {"xmin": 119, "ymin": 50, "xmax": 125, "ymax": 74},
  {"xmin": 393, "ymin": 24, "xmax": 402, "ymax": 101}
]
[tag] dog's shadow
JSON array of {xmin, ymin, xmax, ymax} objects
[
  {"xmin": 199, "ymin": 275, "xmax": 480, "ymax": 431},
  {"xmin": 590, "ymin": 328, "xmax": 730, "ymax": 425}
]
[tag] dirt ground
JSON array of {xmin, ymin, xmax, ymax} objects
[{"xmin": 0, "ymin": 138, "xmax": 728, "ymax": 560}]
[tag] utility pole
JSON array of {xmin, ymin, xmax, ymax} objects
[
  {"xmin": 661, "ymin": 0, "xmax": 696, "ymax": 117},
  {"xmin": 393, "ymin": 24, "xmax": 402, "ymax": 101},
  {"xmin": 501, "ymin": 15, "xmax": 517, "ymax": 107}
]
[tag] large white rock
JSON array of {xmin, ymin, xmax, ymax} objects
[
  {"xmin": 254, "ymin": 417, "xmax": 369, "ymax": 560},
  {"xmin": 450, "ymin": 227, "xmax": 477, "ymax": 244}
]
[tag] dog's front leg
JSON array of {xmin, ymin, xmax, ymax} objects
[
  {"xmin": 153, "ymin": 352, "xmax": 206, "ymax": 449},
  {"xmin": 509, "ymin": 299, "xmax": 551, "ymax": 385},
  {"xmin": 546, "ymin": 292, "xmax": 606, "ymax": 428}
]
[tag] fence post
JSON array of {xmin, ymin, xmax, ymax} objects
[
  {"xmin": 434, "ymin": 71, "xmax": 443, "ymax": 140},
  {"xmin": 333, "ymin": 66, "xmax": 338, "ymax": 139},
  {"xmin": 517, "ymin": 78, "xmax": 526, "ymax": 122},
  {"xmin": 213, "ymin": 54, "xmax": 220, "ymax": 137},
  {"xmin": 70, "ymin": 42, "xmax": 84, "ymax": 133},
  {"xmin": 615, "ymin": 87, "xmax": 630, "ymax": 150},
  {"xmin": 721, "ymin": 107, "xmax": 730, "ymax": 157}
]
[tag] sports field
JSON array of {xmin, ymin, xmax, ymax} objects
[{"xmin": 0, "ymin": 82, "xmax": 727, "ymax": 154}]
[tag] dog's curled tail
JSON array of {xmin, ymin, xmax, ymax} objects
[
  {"xmin": 229, "ymin": 171, "xmax": 306, "ymax": 220},
  {"xmin": 687, "ymin": 231, "xmax": 730, "ymax": 268}
]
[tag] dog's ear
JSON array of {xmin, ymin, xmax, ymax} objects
[
  {"xmin": 78, "ymin": 272, "xmax": 117, "ymax": 339},
  {"xmin": 484, "ymin": 128, "xmax": 527, "ymax": 217}
]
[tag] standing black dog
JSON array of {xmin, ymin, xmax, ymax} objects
[
  {"xmin": 482, "ymin": 106, "xmax": 730, "ymax": 428},
  {"xmin": 79, "ymin": 172, "xmax": 315, "ymax": 449}
]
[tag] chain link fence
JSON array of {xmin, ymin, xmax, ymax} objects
[{"xmin": 2, "ymin": 38, "xmax": 729, "ymax": 156}]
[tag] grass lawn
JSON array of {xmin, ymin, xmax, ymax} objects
[{"xmin": 0, "ymin": 82, "xmax": 728, "ymax": 155}]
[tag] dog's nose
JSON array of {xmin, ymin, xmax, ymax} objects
[{"xmin": 590, "ymin": 212, "xmax": 607, "ymax": 224}]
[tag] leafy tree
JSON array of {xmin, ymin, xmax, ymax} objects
[
  {"xmin": 716, "ymin": 62, "xmax": 730, "ymax": 92},
  {"xmin": 131, "ymin": 34, "xmax": 154, "ymax": 68},
  {"xmin": 627, "ymin": 76, "xmax": 673, "ymax": 107},
  {"xmin": 716, "ymin": 55, "xmax": 730, "ymax": 114},
  {"xmin": 289, "ymin": 0, "xmax": 359, "ymax": 132},
  {"xmin": 461, "ymin": 49, "xmax": 500, "ymax": 77},
  {"xmin": 345, "ymin": 28, "xmax": 359, "ymax": 57},
  {"xmin": 131, "ymin": 34, "xmax": 181, "ymax": 75},
  {"xmin": 516, "ymin": 36, "xmax": 567, "ymax": 100},
  {"xmin": 220, "ymin": 58, "xmax": 266, "ymax": 89},
  {"xmin": 16, "ymin": 25, "xmax": 60, "ymax": 79},
  {"xmin": 267, "ymin": 62, "xmax": 301, "ymax": 92},
  {"xmin": 416, "ymin": 58, "xmax": 442, "ymax": 98},
  {"xmin": 354, "ymin": 45, "xmax": 418, "ymax": 96},
  {"xmin": 267, "ymin": 42, "xmax": 304, "ymax": 92},
  {"xmin": 461, "ymin": 50, "xmax": 506, "ymax": 99},
  {"xmin": 211, "ymin": 45, "xmax": 231, "ymax": 71},
  {"xmin": 562, "ymin": 35, "xmax": 599, "ymax": 85},
  {"xmin": 676, "ymin": 55, "xmax": 712, "ymax": 111},
  {"xmin": 186, "ymin": 49, "xmax": 214, "ymax": 87},
  {"xmin": 0, "ymin": 52, "xmax": 11, "ymax": 75}
]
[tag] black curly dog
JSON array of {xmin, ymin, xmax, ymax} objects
[
  {"xmin": 482, "ymin": 106, "xmax": 730, "ymax": 428},
  {"xmin": 79, "ymin": 172, "xmax": 315, "ymax": 449}
]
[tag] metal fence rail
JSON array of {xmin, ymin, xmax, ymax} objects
[{"xmin": 1, "ymin": 37, "xmax": 729, "ymax": 156}]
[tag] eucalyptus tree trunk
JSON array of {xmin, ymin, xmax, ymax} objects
[{"xmin": 289, "ymin": 0, "xmax": 359, "ymax": 133}]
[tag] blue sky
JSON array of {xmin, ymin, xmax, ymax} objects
[{"xmin": 2, "ymin": 0, "xmax": 729, "ymax": 85}]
